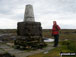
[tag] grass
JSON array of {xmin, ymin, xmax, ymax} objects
[
  {"xmin": 28, "ymin": 40, "xmax": 76, "ymax": 57},
  {"xmin": 0, "ymin": 48, "xmax": 5, "ymax": 51},
  {"xmin": 59, "ymin": 33, "xmax": 76, "ymax": 40},
  {"xmin": 28, "ymin": 46, "xmax": 61, "ymax": 57}
]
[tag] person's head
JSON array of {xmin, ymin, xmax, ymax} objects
[{"xmin": 53, "ymin": 21, "xmax": 57, "ymax": 25}]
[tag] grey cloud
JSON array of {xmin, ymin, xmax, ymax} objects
[
  {"xmin": 43, "ymin": 0, "xmax": 76, "ymax": 14},
  {"xmin": 56, "ymin": 0, "xmax": 76, "ymax": 13},
  {"xmin": 0, "ymin": 0, "xmax": 76, "ymax": 29}
]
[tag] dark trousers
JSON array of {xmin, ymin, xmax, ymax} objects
[{"xmin": 54, "ymin": 34, "xmax": 59, "ymax": 47}]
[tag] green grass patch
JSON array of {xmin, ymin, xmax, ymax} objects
[{"xmin": 28, "ymin": 40, "xmax": 76, "ymax": 57}]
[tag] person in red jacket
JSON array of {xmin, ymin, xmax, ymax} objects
[{"xmin": 52, "ymin": 21, "xmax": 61, "ymax": 47}]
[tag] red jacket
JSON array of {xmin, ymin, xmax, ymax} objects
[{"xmin": 52, "ymin": 24, "xmax": 61, "ymax": 35}]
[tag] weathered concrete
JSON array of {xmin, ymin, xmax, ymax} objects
[
  {"xmin": 17, "ymin": 22, "xmax": 42, "ymax": 36},
  {"xmin": 24, "ymin": 4, "xmax": 35, "ymax": 22},
  {"xmin": 0, "ymin": 43, "xmax": 54, "ymax": 57}
]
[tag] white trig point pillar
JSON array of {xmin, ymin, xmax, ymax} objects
[{"xmin": 24, "ymin": 4, "xmax": 35, "ymax": 22}]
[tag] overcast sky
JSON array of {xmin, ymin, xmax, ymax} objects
[{"xmin": 0, "ymin": 0, "xmax": 76, "ymax": 29}]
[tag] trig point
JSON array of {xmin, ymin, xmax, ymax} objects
[
  {"xmin": 14, "ymin": 4, "xmax": 46, "ymax": 49},
  {"xmin": 24, "ymin": 4, "xmax": 35, "ymax": 22}
]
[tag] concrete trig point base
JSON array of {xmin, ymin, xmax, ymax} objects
[
  {"xmin": 17, "ymin": 22, "xmax": 42, "ymax": 36},
  {"xmin": 15, "ymin": 22, "xmax": 46, "ymax": 49}
]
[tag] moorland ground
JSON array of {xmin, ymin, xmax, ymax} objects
[{"xmin": 0, "ymin": 29, "xmax": 76, "ymax": 57}]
